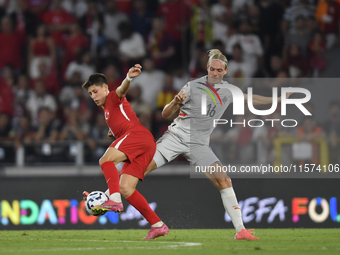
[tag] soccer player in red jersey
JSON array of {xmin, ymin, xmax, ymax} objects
[{"xmin": 82, "ymin": 64, "xmax": 169, "ymax": 239}]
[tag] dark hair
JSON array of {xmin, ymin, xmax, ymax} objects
[
  {"xmin": 233, "ymin": 43, "xmax": 242, "ymax": 51},
  {"xmin": 307, "ymin": 16, "xmax": 316, "ymax": 21},
  {"xmin": 76, "ymin": 49, "xmax": 91, "ymax": 64},
  {"xmin": 38, "ymin": 106, "xmax": 53, "ymax": 114},
  {"xmin": 295, "ymin": 15, "xmax": 306, "ymax": 21},
  {"xmin": 238, "ymin": 19, "xmax": 250, "ymax": 28},
  {"xmin": 153, "ymin": 15, "xmax": 165, "ymax": 22},
  {"xmin": 195, "ymin": 41, "xmax": 205, "ymax": 51},
  {"xmin": 34, "ymin": 23, "xmax": 50, "ymax": 38},
  {"xmin": 82, "ymin": 73, "xmax": 108, "ymax": 90},
  {"xmin": 118, "ymin": 21, "xmax": 133, "ymax": 39},
  {"xmin": 213, "ymin": 39, "xmax": 224, "ymax": 48},
  {"xmin": 302, "ymin": 116, "xmax": 314, "ymax": 123},
  {"xmin": 330, "ymin": 100, "xmax": 340, "ymax": 108},
  {"xmin": 304, "ymin": 102, "xmax": 315, "ymax": 112},
  {"xmin": 312, "ymin": 29, "xmax": 323, "ymax": 36}
]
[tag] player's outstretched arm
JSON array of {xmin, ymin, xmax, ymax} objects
[
  {"xmin": 116, "ymin": 64, "xmax": 142, "ymax": 99},
  {"xmin": 162, "ymin": 91, "xmax": 187, "ymax": 119},
  {"xmin": 243, "ymin": 90, "xmax": 293, "ymax": 106}
]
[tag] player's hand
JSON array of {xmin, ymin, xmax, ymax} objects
[
  {"xmin": 108, "ymin": 129, "xmax": 114, "ymax": 138},
  {"xmin": 128, "ymin": 64, "xmax": 142, "ymax": 78},
  {"xmin": 286, "ymin": 91, "xmax": 293, "ymax": 99},
  {"xmin": 174, "ymin": 90, "xmax": 187, "ymax": 105},
  {"xmin": 279, "ymin": 90, "xmax": 293, "ymax": 103},
  {"xmin": 286, "ymin": 87, "xmax": 293, "ymax": 99}
]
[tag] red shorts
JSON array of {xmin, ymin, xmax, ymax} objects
[{"xmin": 110, "ymin": 130, "xmax": 156, "ymax": 181}]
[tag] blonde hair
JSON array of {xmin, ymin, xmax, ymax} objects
[{"xmin": 207, "ymin": 49, "xmax": 228, "ymax": 69}]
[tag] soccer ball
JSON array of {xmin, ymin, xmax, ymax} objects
[{"xmin": 85, "ymin": 191, "xmax": 108, "ymax": 216}]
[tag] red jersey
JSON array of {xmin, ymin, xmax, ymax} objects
[
  {"xmin": 43, "ymin": 10, "xmax": 76, "ymax": 47},
  {"xmin": 33, "ymin": 39, "xmax": 50, "ymax": 56},
  {"xmin": 0, "ymin": 78, "xmax": 14, "ymax": 116},
  {"xmin": 103, "ymin": 91, "xmax": 144, "ymax": 138},
  {"xmin": 157, "ymin": 0, "xmax": 191, "ymax": 40},
  {"xmin": 64, "ymin": 33, "xmax": 89, "ymax": 61},
  {"xmin": 325, "ymin": 2, "xmax": 340, "ymax": 34},
  {"xmin": 0, "ymin": 31, "xmax": 25, "ymax": 69}
]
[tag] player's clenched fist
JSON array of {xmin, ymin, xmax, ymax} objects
[
  {"xmin": 174, "ymin": 90, "xmax": 187, "ymax": 105},
  {"xmin": 128, "ymin": 64, "xmax": 142, "ymax": 78}
]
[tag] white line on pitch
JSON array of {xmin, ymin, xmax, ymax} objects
[{"xmin": 2, "ymin": 238, "xmax": 201, "ymax": 246}]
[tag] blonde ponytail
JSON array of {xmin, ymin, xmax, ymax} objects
[{"xmin": 207, "ymin": 49, "xmax": 228, "ymax": 69}]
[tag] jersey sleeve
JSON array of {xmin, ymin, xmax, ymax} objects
[
  {"xmin": 109, "ymin": 90, "xmax": 124, "ymax": 105},
  {"xmin": 227, "ymin": 92, "xmax": 233, "ymax": 104}
]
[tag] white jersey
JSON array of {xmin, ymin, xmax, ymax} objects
[{"xmin": 168, "ymin": 76, "xmax": 233, "ymax": 145}]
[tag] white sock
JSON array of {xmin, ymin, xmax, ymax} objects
[
  {"xmin": 220, "ymin": 187, "xmax": 244, "ymax": 233},
  {"xmin": 151, "ymin": 221, "xmax": 164, "ymax": 228},
  {"xmin": 109, "ymin": 192, "xmax": 122, "ymax": 203}
]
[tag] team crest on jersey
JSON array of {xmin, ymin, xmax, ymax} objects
[{"xmin": 105, "ymin": 111, "xmax": 110, "ymax": 120}]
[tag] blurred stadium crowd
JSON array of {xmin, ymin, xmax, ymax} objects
[{"xmin": 0, "ymin": 0, "xmax": 340, "ymax": 165}]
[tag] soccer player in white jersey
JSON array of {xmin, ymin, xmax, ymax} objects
[{"xmin": 144, "ymin": 49, "xmax": 292, "ymax": 240}]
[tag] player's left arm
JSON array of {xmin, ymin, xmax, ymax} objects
[
  {"xmin": 243, "ymin": 91, "xmax": 293, "ymax": 106},
  {"xmin": 116, "ymin": 64, "xmax": 142, "ymax": 99}
]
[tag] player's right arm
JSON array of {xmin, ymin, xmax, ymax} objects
[
  {"xmin": 162, "ymin": 91, "xmax": 187, "ymax": 119},
  {"xmin": 116, "ymin": 64, "xmax": 142, "ymax": 99}
]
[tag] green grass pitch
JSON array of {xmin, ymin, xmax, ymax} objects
[{"xmin": 1, "ymin": 229, "xmax": 339, "ymax": 255}]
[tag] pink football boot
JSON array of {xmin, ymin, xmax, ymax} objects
[
  {"xmin": 92, "ymin": 200, "xmax": 124, "ymax": 214},
  {"xmin": 234, "ymin": 229, "xmax": 259, "ymax": 240},
  {"xmin": 143, "ymin": 224, "xmax": 169, "ymax": 240}
]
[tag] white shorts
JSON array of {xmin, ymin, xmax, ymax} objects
[{"xmin": 153, "ymin": 131, "xmax": 220, "ymax": 168}]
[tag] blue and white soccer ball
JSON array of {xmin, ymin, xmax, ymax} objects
[{"xmin": 85, "ymin": 191, "xmax": 108, "ymax": 216}]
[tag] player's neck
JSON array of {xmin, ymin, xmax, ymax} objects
[
  {"xmin": 101, "ymin": 95, "xmax": 109, "ymax": 108},
  {"xmin": 207, "ymin": 78, "xmax": 222, "ymax": 87}
]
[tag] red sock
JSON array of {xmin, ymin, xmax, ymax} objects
[
  {"xmin": 126, "ymin": 190, "xmax": 161, "ymax": 225},
  {"xmin": 101, "ymin": 161, "xmax": 120, "ymax": 195}
]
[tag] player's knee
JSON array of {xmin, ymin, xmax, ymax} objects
[
  {"xmin": 99, "ymin": 155, "xmax": 119, "ymax": 166},
  {"xmin": 150, "ymin": 160, "xmax": 157, "ymax": 171},
  {"xmin": 119, "ymin": 182, "xmax": 134, "ymax": 198},
  {"xmin": 98, "ymin": 157, "xmax": 105, "ymax": 166},
  {"xmin": 215, "ymin": 177, "xmax": 232, "ymax": 190},
  {"xmin": 99, "ymin": 157, "xmax": 110, "ymax": 166}
]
